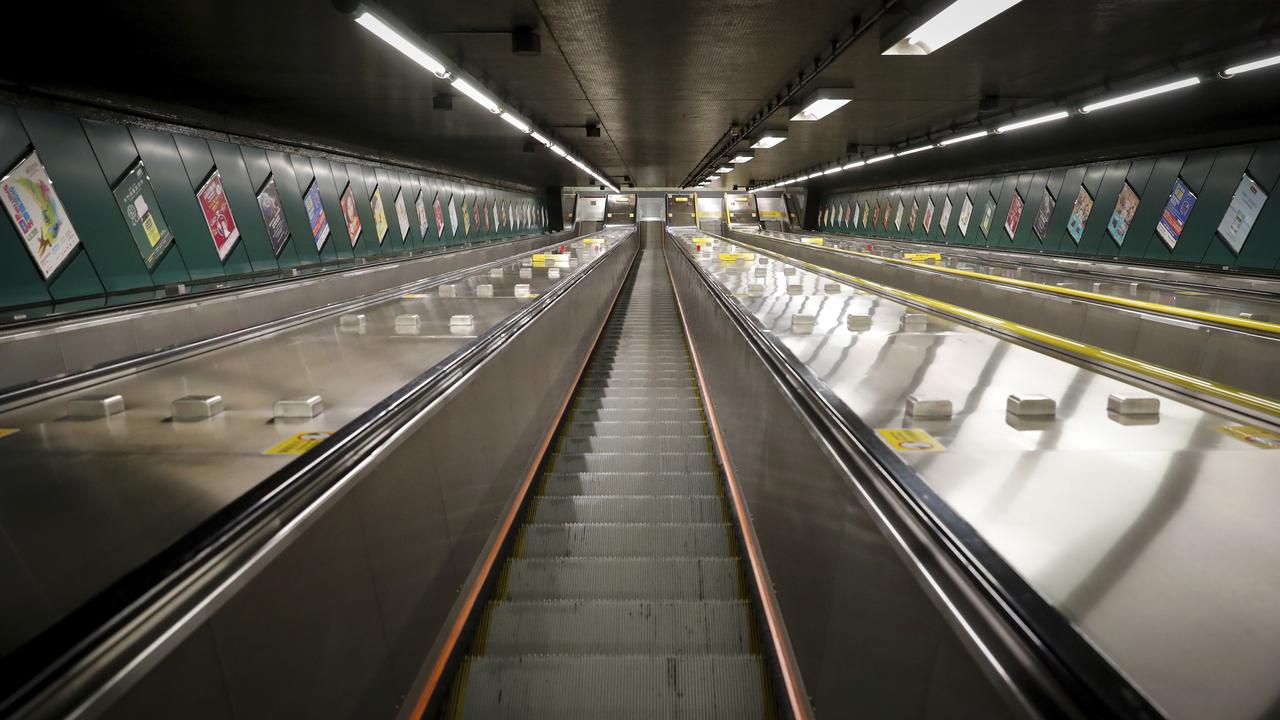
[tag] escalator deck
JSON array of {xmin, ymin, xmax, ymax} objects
[{"xmin": 444, "ymin": 238, "xmax": 778, "ymax": 718}]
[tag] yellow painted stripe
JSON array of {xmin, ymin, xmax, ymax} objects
[
  {"xmin": 775, "ymin": 234, "xmax": 1280, "ymax": 336},
  {"xmin": 729, "ymin": 238, "xmax": 1280, "ymax": 419}
]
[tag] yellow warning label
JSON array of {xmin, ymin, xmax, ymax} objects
[
  {"xmin": 402, "ymin": 293, "xmax": 429, "ymax": 299},
  {"xmin": 800, "ymin": 237, "xmax": 825, "ymax": 246},
  {"xmin": 583, "ymin": 238, "xmax": 602, "ymax": 245},
  {"xmin": 903, "ymin": 252, "xmax": 941, "ymax": 261},
  {"xmin": 674, "ymin": 197, "xmax": 688, "ymax": 202},
  {"xmin": 719, "ymin": 253, "xmax": 745, "ymax": 262},
  {"xmin": 532, "ymin": 253, "xmax": 551, "ymax": 262},
  {"xmin": 0, "ymin": 428, "xmax": 19, "ymax": 440},
  {"xmin": 265, "ymin": 431, "xmax": 334, "ymax": 456},
  {"xmin": 876, "ymin": 428, "xmax": 945, "ymax": 453},
  {"xmin": 1218, "ymin": 425, "xmax": 1280, "ymax": 449}
]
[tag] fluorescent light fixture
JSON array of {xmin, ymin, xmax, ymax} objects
[
  {"xmin": 823, "ymin": 167, "xmax": 843, "ymax": 175},
  {"xmin": 354, "ymin": 12, "xmax": 450, "ymax": 78},
  {"xmin": 451, "ymin": 77, "xmax": 500, "ymax": 113},
  {"xmin": 896, "ymin": 144, "xmax": 935, "ymax": 156},
  {"xmin": 499, "ymin": 112, "xmax": 531, "ymax": 133},
  {"xmin": 884, "ymin": 0, "xmax": 1024, "ymax": 55},
  {"xmin": 731, "ymin": 152, "xmax": 754, "ymax": 164},
  {"xmin": 550, "ymin": 144, "xmax": 567, "ymax": 157},
  {"xmin": 995, "ymin": 110, "xmax": 1069, "ymax": 133},
  {"xmin": 866, "ymin": 153, "xmax": 895, "ymax": 164},
  {"xmin": 1223, "ymin": 53, "xmax": 1280, "ymax": 77},
  {"xmin": 804, "ymin": 172, "xmax": 823, "ymax": 180},
  {"xmin": 751, "ymin": 132, "xmax": 788, "ymax": 149},
  {"xmin": 790, "ymin": 89, "xmax": 854, "ymax": 121},
  {"xmin": 530, "ymin": 132, "xmax": 551, "ymax": 146},
  {"xmin": 939, "ymin": 129, "xmax": 989, "ymax": 146},
  {"xmin": 716, "ymin": 166, "xmax": 734, "ymax": 173},
  {"xmin": 1079, "ymin": 76, "xmax": 1200, "ymax": 114},
  {"xmin": 842, "ymin": 160, "xmax": 867, "ymax": 170}
]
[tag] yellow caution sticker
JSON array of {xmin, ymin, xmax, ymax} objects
[
  {"xmin": 0, "ymin": 428, "xmax": 19, "ymax": 440},
  {"xmin": 903, "ymin": 252, "xmax": 942, "ymax": 261},
  {"xmin": 265, "ymin": 431, "xmax": 334, "ymax": 456},
  {"xmin": 876, "ymin": 428, "xmax": 945, "ymax": 453},
  {"xmin": 402, "ymin": 293, "xmax": 429, "ymax": 299},
  {"xmin": 1218, "ymin": 424, "xmax": 1280, "ymax": 449},
  {"xmin": 583, "ymin": 238, "xmax": 602, "ymax": 245},
  {"xmin": 719, "ymin": 253, "xmax": 744, "ymax": 262},
  {"xmin": 800, "ymin": 237, "xmax": 825, "ymax": 246}
]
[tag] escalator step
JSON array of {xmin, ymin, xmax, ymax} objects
[
  {"xmin": 529, "ymin": 496, "xmax": 725, "ymax": 523},
  {"xmin": 517, "ymin": 523, "xmax": 732, "ymax": 558},
  {"xmin": 500, "ymin": 557, "xmax": 742, "ymax": 601},
  {"xmin": 542, "ymin": 471, "xmax": 718, "ymax": 496},
  {"xmin": 558, "ymin": 435, "xmax": 711, "ymax": 454},
  {"xmin": 561, "ymin": 420, "xmax": 705, "ymax": 438}
]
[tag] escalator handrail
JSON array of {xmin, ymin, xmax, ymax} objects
[
  {"xmin": 0, "ymin": 232, "xmax": 636, "ymax": 720},
  {"xmin": 667, "ymin": 233, "xmax": 1162, "ymax": 720}
]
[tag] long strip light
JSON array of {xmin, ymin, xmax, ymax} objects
[
  {"xmin": 884, "ymin": 0, "xmax": 1025, "ymax": 55},
  {"xmin": 896, "ymin": 144, "xmax": 935, "ymax": 157},
  {"xmin": 939, "ymin": 129, "xmax": 988, "ymax": 146},
  {"xmin": 866, "ymin": 153, "xmax": 895, "ymax": 164},
  {"xmin": 499, "ymin": 112, "xmax": 531, "ymax": 133},
  {"xmin": 823, "ymin": 167, "xmax": 843, "ymax": 175},
  {"xmin": 530, "ymin": 131, "xmax": 552, "ymax": 147},
  {"xmin": 842, "ymin": 160, "xmax": 867, "ymax": 170},
  {"xmin": 1223, "ymin": 53, "xmax": 1280, "ymax": 77},
  {"xmin": 354, "ymin": 11, "xmax": 450, "ymax": 78},
  {"xmin": 995, "ymin": 110, "xmax": 1069, "ymax": 134},
  {"xmin": 451, "ymin": 77, "xmax": 500, "ymax": 114},
  {"xmin": 1079, "ymin": 77, "xmax": 1200, "ymax": 114}
]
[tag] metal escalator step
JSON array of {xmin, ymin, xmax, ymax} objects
[
  {"xmin": 449, "ymin": 655, "xmax": 772, "ymax": 720},
  {"xmin": 574, "ymin": 391, "xmax": 699, "ymax": 404},
  {"xmin": 558, "ymin": 435, "xmax": 711, "ymax": 455},
  {"xmin": 529, "ymin": 495, "xmax": 725, "ymax": 523},
  {"xmin": 571, "ymin": 408, "xmax": 704, "ymax": 423},
  {"xmin": 478, "ymin": 600, "xmax": 754, "ymax": 655},
  {"xmin": 577, "ymin": 378, "xmax": 696, "ymax": 389},
  {"xmin": 542, "ymin": 472, "xmax": 718, "ymax": 496},
  {"xmin": 574, "ymin": 396, "xmax": 702, "ymax": 410},
  {"xmin": 518, "ymin": 522, "xmax": 732, "ymax": 557},
  {"xmin": 500, "ymin": 557, "xmax": 742, "ymax": 601},
  {"xmin": 548, "ymin": 452, "xmax": 714, "ymax": 473},
  {"xmin": 561, "ymin": 421, "xmax": 705, "ymax": 439}
]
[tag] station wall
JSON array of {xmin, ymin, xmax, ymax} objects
[
  {"xmin": 0, "ymin": 101, "xmax": 550, "ymax": 320},
  {"xmin": 812, "ymin": 139, "xmax": 1280, "ymax": 273}
]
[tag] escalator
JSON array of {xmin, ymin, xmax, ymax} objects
[{"xmin": 442, "ymin": 236, "xmax": 778, "ymax": 718}]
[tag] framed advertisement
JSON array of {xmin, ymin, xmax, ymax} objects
[
  {"xmin": 339, "ymin": 183, "xmax": 362, "ymax": 246},
  {"xmin": 197, "ymin": 169, "xmax": 241, "ymax": 261},
  {"xmin": 895, "ymin": 199, "xmax": 905, "ymax": 231},
  {"xmin": 979, "ymin": 193, "xmax": 996, "ymax": 238},
  {"xmin": 908, "ymin": 199, "xmax": 919, "ymax": 232},
  {"xmin": 923, "ymin": 197, "xmax": 935, "ymax": 234},
  {"xmin": 1004, "ymin": 190, "xmax": 1024, "ymax": 239},
  {"xmin": 113, "ymin": 161, "xmax": 174, "ymax": 269},
  {"xmin": 1107, "ymin": 182, "xmax": 1140, "ymax": 246},
  {"xmin": 862, "ymin": 201, "xmax": 870, "ymax": 228},
  {"xmin": 871, "ymin": 204, "xmax": 880, "ymax": 228},
  {"xmin": 1066, "ymin": 186, "xmax": 1093, "ymax": 244},
  {"xmin": 415, "ymin": 189, "xmax": 428, "ymax": 239},
  {"xmin": 370, "ymin": 185, "xmax": 389, "ymax": 244},
  {"xmin": 394, "ymin": 188, "xmax": 410, "ymax": 241},
  {"xmin": 853, "ymin": 202, "xmax": 861, "ymax": 228},
  {"xmin": 1031, "ymin": 188, "xmax": 1055, "ymax": 241},
  {"xmin": 882, "ymin": 201, "xmax": 891, "ymax": 230},
  {"xmin": 256, "ymin": 175, "xmax": 291, "ymax": 256},
  {"xmin": 1, "ymin": 151, "xmax": 82, "ymax": 280},
  {"xmin": 433, "ymin": 193, "xmax": 445, "ymax": 238},
  {"xmin": 1155, "ymin": 177, "xmax": 1196, "ymax": 250},
  {"xmin": 958, "ymin": 194, "xmax": 973, "ymax": 237},
  {"xmin": 302, "ymin": 179, "xmax": 330, "ymax": 251},
  {"xmin": 447, "ymin": 195, "xmax": 458, "ymax": 237},
  {"xmin": 1215, "ymin": 173, "xmax": 1266, "ymax": 254},
  {"xmin": 941, "ymin": 195, "xmax": 953, "ymax": 234}
]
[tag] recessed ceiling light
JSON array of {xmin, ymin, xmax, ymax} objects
[
  {"xmin": 731, "ymin": 152, "xmax": 754, "ymax": 164},
  {"xmin": 883, "ymin": 0, "xmax": 1025, "ymax": 55},
  {"xmin": 751, "ymin": 132, "xmax": 788, "ymax": 148},
  {"xmin": 790, "ymin": 89, "xmax": 855, "ymax": 121}
]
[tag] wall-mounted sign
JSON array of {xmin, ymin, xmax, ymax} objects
[
  {"xmin": 1, "ymin": 151, "xmax": 82, "ymax": 280},
  {"xmin": 302, "ymin": 179, "xmax": 330, "ymax": 251},
  {"xmin": 861, "ymin": 201, "xmax": 870, "ymax": 228},
  {"xmin": 394, "ymin": 188, "xmax": 410, "ymax": 241},
  {"xmin": 1155, "ymin": 177, "xmax": 1196, "ymax": 250},
  {"xmin": 1066, "ymin": 186, "xmax": 1093, "ymax": 244},
  {"xmin": 895, "ymin": 199, "xmax": 905, "ymax": 231},
  {"xmin": 923, "ymin": 197, "xmax": 935, "ymax": 234},
  {"xmin": 1216, "ymin": 173, "xmax": 1267, "ymax": 254},
  {"xmin": 908, "ymin": 199, "xmax": 919, "ymax": 232},
  {"xmin": 852, "ymin": 202, "xmax": 861, "ymax": 228},
  {"xmin": 198, "ymin": 169, "xmax": 241, "ymax": 261},
  {"xmin": 113, "ymin": 161, "xmax": 174, "ymax": 269},
  {"xmin": 872, "ymin": 203, "xmax": 880, "ymax": 228},
  {"xmin": 959, "ymin": 194, "xmax": 974, "ymax": 237},
  {"xmin": 1004, "ymin": 190, "xmax": 1024, "ymax": 239},
  {"xmin": 461, "ymin": 196, "xmax": 472, "ymax": 236},
  {"xmin": 1031, "ymin": 188, "xmax": 1055, "ymax": 241},
  {"xmin": 1108, "ymin": 181, "xmax": 1140, "ymax": 246},
  {"xmin": 940, "ymin": 195, "xmax": 953, "ymax": 234},
  {"xmin": 339, "ymin": 183, "xmax": 361, "ymax": 246},
  {"xmin": 415, "ymin": 189, "xmax": 428, "ymax": 239},
  {"xmin": 256, "ymin": 176, "xmax": 290, "ymax": 256},
  {"xmin": 370, "ymin": 185, "xmax": 389, "ymax": 244},
  {"xmin": 979, "ymin": 193, "xmax": 995, "ymax": 238}
]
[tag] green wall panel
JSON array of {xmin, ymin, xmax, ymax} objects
[
  {"xmin": 1235, "ymin": 143, "xmax": 1280, "ymax": 270},
  {"xmin": 0, "ymin": 106, "xmax": 54, "ymax": 314},
  {"xmin": 311, "ymin": 159, "xmax": 354, "ymax": 258},
  {"xmin": 207, "ymin": 141, "xmax": 279, "ymax": 274},
  {"xmin": 268, "ymin": 151, "xmax": 322, "ymax": 265},
  {"xmin": 1184, "ymin": 146, "xmax": 1253, "ymax": 266},
  {"xmin": 130, "ymin": 128, "xmax": 226, "ymax": 282}
]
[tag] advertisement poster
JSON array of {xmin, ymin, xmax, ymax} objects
[
  {"xmin": 882, "ymin": 201, "xmax": 891, "ymax": 230},
  {"xmin": 461, "ymin": 197, "xmax": 472, "ymax": 236},
  {"xmin": 256, "ymin": 176, "xmax": 291, "ymax": 256},
  {"xmin": 197, "ymin": 170, "xmax": 241, "ymax": 261},
  {"xmin": 1217, "ymin": 173, "xmax": 1268, "ymax": 253},
  {"xmin": 958, "ymin": 194, "xmax": 973, "ymax": 237},
  {"xmin": 923, "ymin": 197, "xmax": 935, "ymax": 234},
  {"xmin": 303, "ymin": 179, "xmax": 330, "ymax": 251},
  {"xmin": 1032, "ymin": 189, "xmax": 1055, "ymax": 241},
  {"xmin": 1108, "ymin": 182, "xmax": 1140, "ymax": 246},
  {"xmin": 1004, "ymin": 191, "xmax": 1024, "ymax": 239},
  {"xmin": 979, "ymin": 194, "xmax": 996, "ymax": 238},
  {"xmin": 433, "ymin": 194, "xmax": 445, "ymax": 237},
  {"xmin": 1066, "ymin": 187, "xmax": 1093, "ymax": 244},
  {"xmin": 862, "ymin": 201, "xmax": 870, "ymax": 228},
  {"xmin": 1, "ymin": 152, "xmax": 82, "ymax": 280},
  {"xmin": 339, "ymin": 183, "xmax": 362, "ymax": 246},
  {"xmin": 113, "ymin": 161, "xmax": 174, "ymax": 269},
  {"xmin": 473, "ymin": 200, "xmax": 481, "ymax": 234},
  {"xmin": 394, "ymin": 188, "xmax": 410, "ymax": 241},
  {"xmin": 415, "ymin": 190, "xmax": 428, "ymax": 239},
  {"xmin": 871, "ymin": 204, "xmax": 880, "ymax": 228},
  {"xmin": 370, "ymin": 186, "xmax": 389, "ymax": 244},
  {"xmin": 895, "ymin": 199, "xmax": 905, "ymax": 231},
  {"xmin": 853, "ymin": 202, "xmax": 861, "ymax": 228},
  {"xmin": 941, "ymin": 196, "xmax": 953, "ymax": 234},
  {"xmin": 1154, "ymin": 178, "xmax": 1196, "ymax": 250},
  {"xmin": 908, "ymin": 199, "xmax": 919, "ymax": 232},
  {"xmin": 447, "ymin": 195, "xmax": 457, "ymax": 237}
]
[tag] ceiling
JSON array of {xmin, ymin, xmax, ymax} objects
[{"xmin": 2, "ymin": 0, "xmax": 1279, "ymax": 191}]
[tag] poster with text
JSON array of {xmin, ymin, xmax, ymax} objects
[
  {"xmin": 923, "ymin": 197, "xmax": 935, "ymax": 234},
  {"xmin": 198, "ymin": 170, "xmax": 241, "ymax": 261},
  {"xmin": 1031, "ymin": 189, "xmax": 1055, "ymax": 241},
  {"xmin": 1, "ymin": 151, "xmax": 82, "ymax": 280},
  {"xmin": 1066, "ymin": 187, "xmax": 1093, "ymax": 244},
  {"xmin": 370, "ymin": 186, "xmax": 389, "ymax": 244},
  {"xmin": 394, "ymin": 188, "xmax": 410, "ymax": 241},
  {"xmin": 256, "ymin": 176, "xmax": 291, "ymax": 256},
  {"xmin": 1155, "ymin": 178, "xmax": 1196, "ymax": 250},
  {"xmin": 1216, "ymin": 173, "xmax": 1268, "ymax": 253},
  {"xmin": 415, "ymin": 190, "xmax": 428, "ymax": 239},
  {"xmin": 979, "ymin": 194, "xmax": 995, "ymax": 238},
  {"xmin": 113, "ymin": 161, "xmax": 174, "ymax": 269},
  {"xmin": 941, "ymin": 195, "xmax": 953, "ymax": 234},
  {"xmin": 1004, "ymin": 191, "xmax": 1024, "ymax": 239},
  {"xmin": 908, "ymin": 199, "xmax": 919, "ymax": 232},
  {"xmin": 303, "ymin": 179, "xmax": 330, "ymax": 251},
  {"xmin": 958, "ymin": 194, "xmax": 974, "ymax": 237},
  {"xmin": 340, "ymin": 183, "xmax": 362, "ymax": 246},
  {"xmin": 1107, "ymin": 182, "xmax": 1140, "ymax": 246}
]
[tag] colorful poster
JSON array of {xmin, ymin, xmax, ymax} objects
[
  {"xmin": 1032, "ymin": 189, "xmax": 1055, "ymax": 241},
  {"xmin": 256, "ymin": 176, "xmax": 291, "ymax": 256},
  {"xmin": 852, "ymin": 202, "xmax": 861, "ymax": 228},
  {"xmin": 923, "ymin": 197, "xmax": 935, "ymax": 234},
  {"xmin": 339, "ymin": 183, "xmax": 362, "ymax": 246},
  {"xmin": 492, "ymin": 200, "xmax": 499, "ymax": 232},
  {"xmin": 1, "ymin": 152, "xmax": 82, "ymax": 280},
  {"xmin": 908, "ymin": 199, "xmax": 919, "ymax": 232},
  {"xmin": 872, "ymin": 204, "xmax": 880, "ymax": 228},
  {"xmin": 415, "ymin": 189, "xmax": 428, "ymax": 239},
  {"xmin": 370, "ymin": 185, "xmax": 389, "ymax": 244},
  {"xmin": 303, "ymin": 179, "xmax": 330, "ymax": 251},
  {"xmin": 1066, "ymin": 187, "xmax": 1093, "ymax": 244},
  {"xmin": 940, "ymin": 195, "xmax": 953, "ymax": 234},
  {"xmin": 1107, "ymin": 182, "xmax": 1140, "ymax": 246},
  {"xmin": 394, "ymin": 188, "xmax": 410, "ymax": 241},
  {"xmin": 1216, "ymin": 173, "xmax": 1266, "ymax": 253},
  {"xmin": 197, "ymin": 170, "xmax": 241, "ymax": 261},
  {"xmin": 862, "ymin": 201, "xmax": 870, "ymax": 228},
  {"xmin": 1004, "ymin": 191, "xmax": 1024, "ymax": 239},
  {"xmin": 113, "ymin": 161, "xmax": 174, "ymax": 269},
  {"xmin": 1155, "ymin": 178, "xmax": 1197, "ymax": 250},
  {"xmin": 959, "ymin": 194, "xmax": 974, "ymax": 237},
  {"xmin": 433, "ymin": 193, "xmax": 445, "ymax": 237},
  {"xmin": 461, "ymin": 197, "xmax": 472, "ymax": 236},
  {"xmin": 979, "ymin": 194, "xmax": 995, "ymax": 238},
  {"xmin": 447, "ymin": 195, "xmax": 458, "ymax": 237},
  {"xmin": 895, "ymin": 199, "xmax": 905, "ymax": 231}
]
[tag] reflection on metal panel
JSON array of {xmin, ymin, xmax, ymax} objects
[
  {"xmin": 604, "ymin": 194, "xmax": 636, "ymax": 225},
  {"xmin": 575, "ymin": 195, "xmax": 606, "ymax": 223},
  {"xmin": 724, "ymin": 193, "xmax": 759, "ymax": 226},
  {"xmin": 666, "ymin": 194, "xmax": 697, "ymax": 227},
  {"xmin": 636, "ymin": 197, "xmax": 663, "ymax": 222}
]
